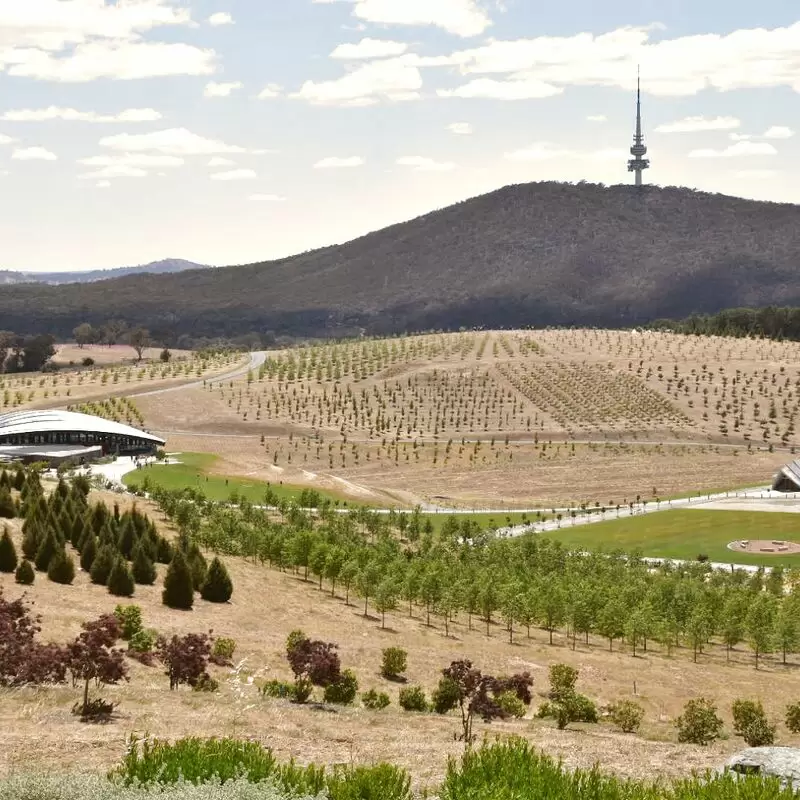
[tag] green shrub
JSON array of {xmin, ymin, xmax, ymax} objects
[
  {"xmin": 362, "ymin": 689, "xmax": 391, "ymax": 710},
  {"xmin": 381, "ymin": 647, "xmax": 407, "ymax": 680},
  {"xmin": 262, "ymin": 680, "xmax": 297, "ymax": 700},
  {"xmin": 323, "ymin": 668, "xmax": 358, "ymax": 705},
  {"xmin": 537, "ymin": 692, "xmax": 597, "ymax": 730},
  {"xmin": 786, "ymin": 702, "xmax": 800, "ymax": 733},
  {"xmin": 114, "ymin": 605, "xmax": 143, "ymax": 640},
  {"xmin": 0, "ymin": 487, "xmax": 15, "ymax": 519},
  {"xmin": 731, "ymin": 699, "xmax": 775, "ymax": 746},
  {"xmin": 286, "ymin": 629, "xmax": 307, "ymax": 654},
  {"xmin": 201, "ymin": 557, "xmax": 234, "ymax": 603},
  {"xmin": 548, "ymin": 663, "xmax": 578, "ymax": 701},
  {"xmin": 431, "ymin": 676, "xmax": 460, "ymax": 714},
  {"xmin": 609, "ymin": 700, "xmax": 645, "ymax": 733},
  {"xmin": 47, "ymin": 549, "xmax": 75, "ymax": 585},
  {"xmin": 14, "ymin": 558, "xmax": 34, "ymax": 585},
  {"xmin": 398, "ymin": 685, "xmax": 428, "ymax": 712},
  {"xmin": 326, "ymin": 763, "xmax": 411, "ymax": 800},
  {"xmin": 212, "ymin": 637, "xmax": 237, "ymax": 665},
  {"xmin": 192, "ymin": 673, "xmax": 219, "ymax": 693},
  {"xmin": 676, "ymin": 698, "xmax": 724, "ymax": 746},
  {"xmin": 108, "ymin": 557, "xmax": 135, "ymax": 597},
  {"xmin": 0, "ymin": 527, "xmax": 18, "ymax": 573},
  {"xmin": 496, "ymin": 691, "xmax": 526, "ymax": 719},
  {"xmin": 129, "ymin": 628, "xmax": 158, "ymax": 654}
]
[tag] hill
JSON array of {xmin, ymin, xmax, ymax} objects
[
  {"xmin": 0, "ymin": 258, "xmax": 210, "ymax": 286},
  {"xmin": 1, "ymin": 182, "xmax": 799, "ymax": 340}
]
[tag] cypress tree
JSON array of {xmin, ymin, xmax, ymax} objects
[
  {"xmin": 0, "ymin": 470, "xmax": 9, "ymax": 489},
  {"xmin": 80, "ymin": 535, "xmax": 98, "ymax": 572},
  {"xmin": 13, "ymin": 468, "xmax": 25, "ymax": 492},
  {"xmin": 21, "ymin": 521, "xmax": 42, "ymax": 561},
  {"xmin": 185, "ymin": 543, "xmax": 207, "ymax": 591},
  {"xmin": 117, "ymin": 518, "xmax": 136, "ymax": 560},
  {"xmin": 107, "ymin": 557, "xmax": 135, "ymax": 597},
  {"xmin": 72, "ymin": 515, "xmax": 87, "ymax": 551},
  {"xmin": 131, "ymin": 542, "xmax": 157, "ymax": 585},
  {"xmin": 90, "ymin": 544, "xmax": 116, "ymax": 585},
  {"xmin": 15, "ymin": 559, "xmax": 34, "ymax": 585},
  {"xmin": 0, "ymin": 487, "xmax": 16, "ymax": 519},
  {"xmin": 162, "ymin": 550, "xmax": 194, "ymax": 610},
  {"xmin": 34, "ymin": 528, "xmax": 59, "ymax": 572},
  {"xmin": 200, "ymin": 557, "xmax": 234, "ymax": 603},
  {"xmin": 0, "ymin": 527, "xmax": 18, "ymax": 573},
  {"xmin": 156, "ymin": 535, "xmax": 174, "ymax": 564},
  {"xmin": 47, "ymin": 549, "xmax": 76, "ymax": 585}
]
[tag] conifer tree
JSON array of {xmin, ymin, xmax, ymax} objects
[
  {"xmin": 107, "ymin": 557, "xmax": 135, "ymax": 597},
  {"xmin": 0, "ymin": 470, "xmax": 9, "ymax": 489},
  {"xmin": 117, "ymin": 518, "xmax": 136, "ymax": 560},
  {"xmin": 80, "ymin": 535, "xmax": 98, "ymax": 572},
  {"xmin": 15, "ymin": 558, "xmax": 34, "ymax": 585},
  {"xmin": 131, "ymin": 542, "xmax": 157, "ymax": 585},
  {"xmin": 21, "ymin": 521, "xmax": 41, "ymax": 561},
  {"xmin": 0, "ymin": 526, "xmax": 18, "ymax": 573},
  {"xmin": 89, "ymin": 544, "xmax": 116, "ymax": 586},
  {"xmin": 0, "ymin": 487, "xmax": 16, "ymax": 519},
  {"xmin": 162, "ymin": 550, "xmax": 194, "ymax": 610},
  {"xmin": 48, "ymin": 549, "xmax": 76, "ymax": 585},
  {"xmin": 34, "ymin": 527, "xmax": 60, "ymax": 572},
  {"xmin": 200, "ymin": 557, "xmax": 233, "ymax": 603},
  {"xmin": 12, "ymin": 468, "xmax": 25, "ymax": 492}
]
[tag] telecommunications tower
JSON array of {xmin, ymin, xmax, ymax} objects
[{"xmin": 627, "ymin": 69, "xmax": 650, "ymax": 187}]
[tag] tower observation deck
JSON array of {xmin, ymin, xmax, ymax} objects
[{"xmin": 627, "ymin": 72, "xmax": 650, "ymax": 187}]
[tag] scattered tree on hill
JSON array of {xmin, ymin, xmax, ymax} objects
[
  {"xmin": 73, "ymin": 323, "xmax": 94, "ymax": 349},
  {"xmin": 676, "ymin": 698, "xmax": 724, "ymax": 746},
  {"xmin": 128, "ymin": 327, "xmax": 150, "ymax": 362},
  {"xmin": 156, "ymin": 632, "xmax": 212, "ymax": 690},
  {"xmin": 162, "ymin": 550, "xmax": 195, "ymax": 610},
  {"xmin": 200, "ymin": 557, "xmax": 233, "ymax": 603},
  {"xmin": 286, "ymin": 633, "xmax": 341, "ymax": 703},
  {"xmin": 0, "ymin": 527, "xmax": 18, "ymax": 573}
]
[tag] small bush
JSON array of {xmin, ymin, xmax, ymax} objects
[
  {"xmin": 496, "ymin": 691, "xmax": 526, "ymax": 719},
  {"xmin": 47, "ymin": 549, "xmax": 75, "ymax": 584},
  {"xmin": 211, "ymin": 637, "xmax": 237, "ymax": 666},
  {"xmin": 192, "ymin": 673, "xmax": 219, "ymax": 693},
  {"xmin": 323, "ymin": 668, "xmax": 359, "ymax": 705},
  {"xmin": 14, "ymin": 559, "xmax": 34, "ymax": 585},
  {"xmin": 72, "ymin": 697, "xmax": 116, "ymax": 722},
  {"xmin": 362, "ymin": 689, "xmax": 391, "ymax": 710},
  {"xmin": 676, "ymin": 698, "xmax": 724, "ymax": 746},
  {"xmin": 82, "ymin": 356, "xmax": 95, "ymax": 367},
  {"xmin": 537, "ymin": 692, "xmax": 597, "ymax": 730},
  {"xmin": 431, "ymin": 676, "xmax": 460, "ymax": 715},
  {"xmin": 286, "ymin": 629, "xmax": 307, "ymax": 654},
  {"xmin": 609, "ymin": 700, "xmax": 645, "ymax": 733},
  {"xmin": 398, "ymin": 685, "xmax": 428, "ymax": 712},
  {"xmin": 732, "ymin": 699, "xmax": 775, "ymax": 747},
  {"xmin": 262, "ymin": 680, "xmax": 297, "ymax": 700},
  {"xmin": 326, "ymin": 763, "xmax": 411, "ymax": 800},
  {"xmin": 114, "ymin": 605, "xmax": 143, "ymax": 640},
  {"xmin": 786, "ymin": 702, "xmax": 800, "ymax": 734},
  {"xmin": 128, "ymin": 628, "xmax": 158, "ymax": 664},
  {"xmin": 381, "ymin": 647, "xmax": 408, "ymax": 680}
]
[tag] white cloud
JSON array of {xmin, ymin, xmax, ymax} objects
[
  {"xmin": 314, "ymin": 0, "xmax": 492, "ymax": 37},
  {"xmin": 294, "ymin": 56, "xmax": 422, "ymax": 105},
  {"xmin": 208, "ymin": 12, "xmax": 234, "ymax": 26},
  {"xmin": 80, "ymin": 164, "xmax": 147, "ymax": 179},
  {"xmin": 250, "ymin": 193, "xmax": 286, "ymax": 202},
  {"xmin": 314, "ymin": 156, "xmax": 365, "ymax": 168},
  {"xmin": 587, "ymin": 114, "xmax": 607, "ymax": 122},
  {"xmin": 210, "ymin": 168, "xmax": 257, "ymax": 180},
  {"xmin": 655, "ymin": 115, "xmax": 740, "ymax": 133},
  {"xmin": 204, "ymin": 81, "xmax": 243, "ymax": 98},
  {"xmin": 397, "ymin": 155, "xmax": 456, "ymax": 171},
  {"xmin": 0, "ymin": 133, "xmax": 14, "ymax": 144},
  {"xmin": 733, "ymin": 169, "xmax": 777, "ymax": 178},
  {"xmin": 208, "ymin": 156, "xmax": 236, "ymax": 167},
  {"xmin": 331, "ymin": 38, "xmax": 408, "ymax": 59},
  {"xmin": 12, "ymin": 146, "xmax": 56, "ymax": 161},
  {"xmin": 258, "ymin": 83, "xmax": 282, "ymax": 99},
  {"xmin": 447, "ymin": 122, "xmax": 473, "ymax": 135},
  {"xmin": 430, "ymin": 21, "xmax": 800, "ymax": 98},
  {"xmin": 688, "ymin": 141, "xmax": 778, "ymax": 158},
  {"xmin": 100, "ymin": 128, "xmax": 248, "ymax": 155},
  {"xmin": 78, "ymin": 153, "xmax": 183, "ymax": 168},
  {"xmin": 764, "ymin": 125, "xmax": 794, "ymax": 139},
  {"xmin": 438, "ymin": 76, "xmax": 562, "ymax": 100},
  {"xmin": 95, "ymin": 180, "xmax": 111, "ymax": 188},
  {"xmin": 1, "ymin": 106, "xmax": 161, "ymax": 122},
  {"xmin": 504, "ymin": 141, "xmax": 626, "ymax": 162}
]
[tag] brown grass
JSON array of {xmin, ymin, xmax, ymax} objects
[{"xmin": 0, "ymin": 514, "xmax": 798, "ymax": 787}]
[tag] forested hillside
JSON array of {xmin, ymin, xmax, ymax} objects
[{"xmin": 2, "ymin": 182, "xmax": 799, "ymax": 342}]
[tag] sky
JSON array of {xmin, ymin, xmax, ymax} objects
[{"xmin": 0, "ymin": 0, "xmax": 798, "ymax": 272}]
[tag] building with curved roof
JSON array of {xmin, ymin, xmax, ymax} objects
[{"xmin": 0, "ymin": 410, "xmax": 165, "ymax": 464}]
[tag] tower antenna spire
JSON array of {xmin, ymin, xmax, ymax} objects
[{"xmin": 628, "ymin": 65, "xmax": 650, "ymax": 188}]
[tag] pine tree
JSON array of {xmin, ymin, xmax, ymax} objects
[
  {"xmin": 107, "ymin": 557, "xmax": 135, "ymax": 597},
  {"xmin": 117, "ymin": 518, "xmax": 136, "ymax": 560},
  {"xmin": 89, "ymin": 544, "xmax": 116, "ymax": 585},
  {"xmin": 15, "ymin": 559, "xmax": 34, "ymax": 585},
  {"xmin": 200, "ymin": 557, "xmax": 233, "ymax": 603},
  {"xmin": 34, "ymin": 527, "xmax": 60, "ymax": 572},
  {"xmin": 0, "ymin": 526, "xmax": 18, "ymax": 573},
  {"xmin": 162, "ymin": 550, "xmax": 195, "ymax": 610},
  {"xmin": 80, "ymin": 535, "xmax": 98, "ymax": 572},
  {"xmin": 0, "ymin": 487, "xmax": 16, "ymax": 518},
  {"xmin": 131, "ymin": 542, "xmax": 157, "ymax": 585},
  {"xmin": 47, "ymin": 549, "xmax": 76, "ymax": 585},
  {"xmin": 186, "ymin": 543, "xmax": 207, "ymax": 591}
]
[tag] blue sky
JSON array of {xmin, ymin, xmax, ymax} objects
[{"xmin": 0, "ymin": 0, "xmax": 798, "ymax": 271}]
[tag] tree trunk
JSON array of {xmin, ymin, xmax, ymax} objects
[
  {"xmin": 82, "ymin": 678, "xmax": 90, "ymax": 715},
  {"xmin": 364, "ymin": 596, "xmax": 369, "ymax": 617},
  {"xmin": 381, "ymin": 611, "xmax": 385, "ymax": 629},
  {"xmin": 331, "ymin": 579, "xmax": 336, "ymax": 597},
  {"xmin": 549, "ymin": 628, "xmax": 554, "ymax": 645}
]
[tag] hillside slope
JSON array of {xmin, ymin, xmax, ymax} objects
[
  {"xmin": 0, "ymin": 258, "xmax": 210, "ymax": 286},
  {"xmin": 2, "ymin": 182, "xmax": 799, "ymax": 339}
]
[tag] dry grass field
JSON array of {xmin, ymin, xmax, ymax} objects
[
  {"xmin": 131, "ymin": 330, "xmax": 794, "ymax": 507},
  {"xmin": 2, "ymin": 506, "xmax": 799, "ymax": 790},
  {"xmin": 52, "ymin": 344, "xmax": 193, "ymax": 367}
]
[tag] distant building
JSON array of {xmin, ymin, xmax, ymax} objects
[
  {"xmin": 627, "ymin": 70, "xmax": 650, "ymax": 188},
  {"xmin": 772, "ymin": 459, "xmax": 800, "ymax": 492},
  {"xmin": 0, "ymin": 409, "xmax": 165, "ymax": 465}
]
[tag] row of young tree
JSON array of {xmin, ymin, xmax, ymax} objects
[
  {"xmin": 0, "ymin": 468, "xmax": 233, "ymax": 608},
  {"xmin": 149, "ymin": 485, "xmax": 800, "ymax": 670}
]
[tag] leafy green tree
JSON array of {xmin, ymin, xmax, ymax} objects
[
  {"xmin": 323, "ymin": 545, "xmax": 345, "ymax": 596},
  {"xmin": 290, "ymin": 530, "xmax": 315, "ymax": 581},
  {"xmin": 309, "ymin": 543, "xmax": 329, "ymax": 591},
  {"xmin": 566, "ymin": 586, "xmax": 595, "ymax": 649},
  {"xmin": 597, "ymin": 595, "xmax": 626, "ymax": 652},
  {"xmin": 356, "ymin": 560, "xmax": 382, "ymax": 617},
  {"xmin": 746, "ymin": 593, "xmax": 777, "ymax": 669},
  {"xmin": 436, "ymin": 584, "xmax": 462, "ymax": 638},
  {"xmin": 537, "ymin": 577, "xmax": 566, "ymax": 646},
  {"xmin": 478, "ymin": 581, "xmax": 499, "ymax": 637},
  {"xmin": 200, "ymin": 557, "xmax": 233, "ymax": 603},
  {"xmin": 373, "ymin": 579, "xmax": 398, "ymax": 629},
  {"xmin": 420, "ymin": 568, "xmax": 443, "ymax": 627},
  {"xmin": 685, "ymin": 608, "xmax": 712, "ymax": 663},
  {"xmin": 676, "ymin": 698, "xmax": 724, "ymax": 745},
  {"xmin": 500, "ymin": 584, "xmax": 524, "ymax": 645},
  {"xmin": 774, "ymin": 600, "xmax": 800, "ymax": 665},
  {"xmin": 339, "ymin": 559, "xmax": 359, "ymax": 606},
  {"xmin": 162, "ymin": 550, "xmax": 194, "ymax": 610},
  {"xmin": 721, "ymin": 594, "xmax": 746, "ymax": 661},
  {"xmin": 0, "ymin": 527, "xmax": 18, "ymax": 573}
]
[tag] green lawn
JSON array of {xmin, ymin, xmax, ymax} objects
[
  {"xmin": 421, "ymin": 511, "xmax": 548, "ymax": 534},
  {"xmin": 544, "ymin": 509, "xmax": 800, "ymax": 567},
  {"xmin": 123, "ymin": 453, "xmax": 357, "ymax": 506}
]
